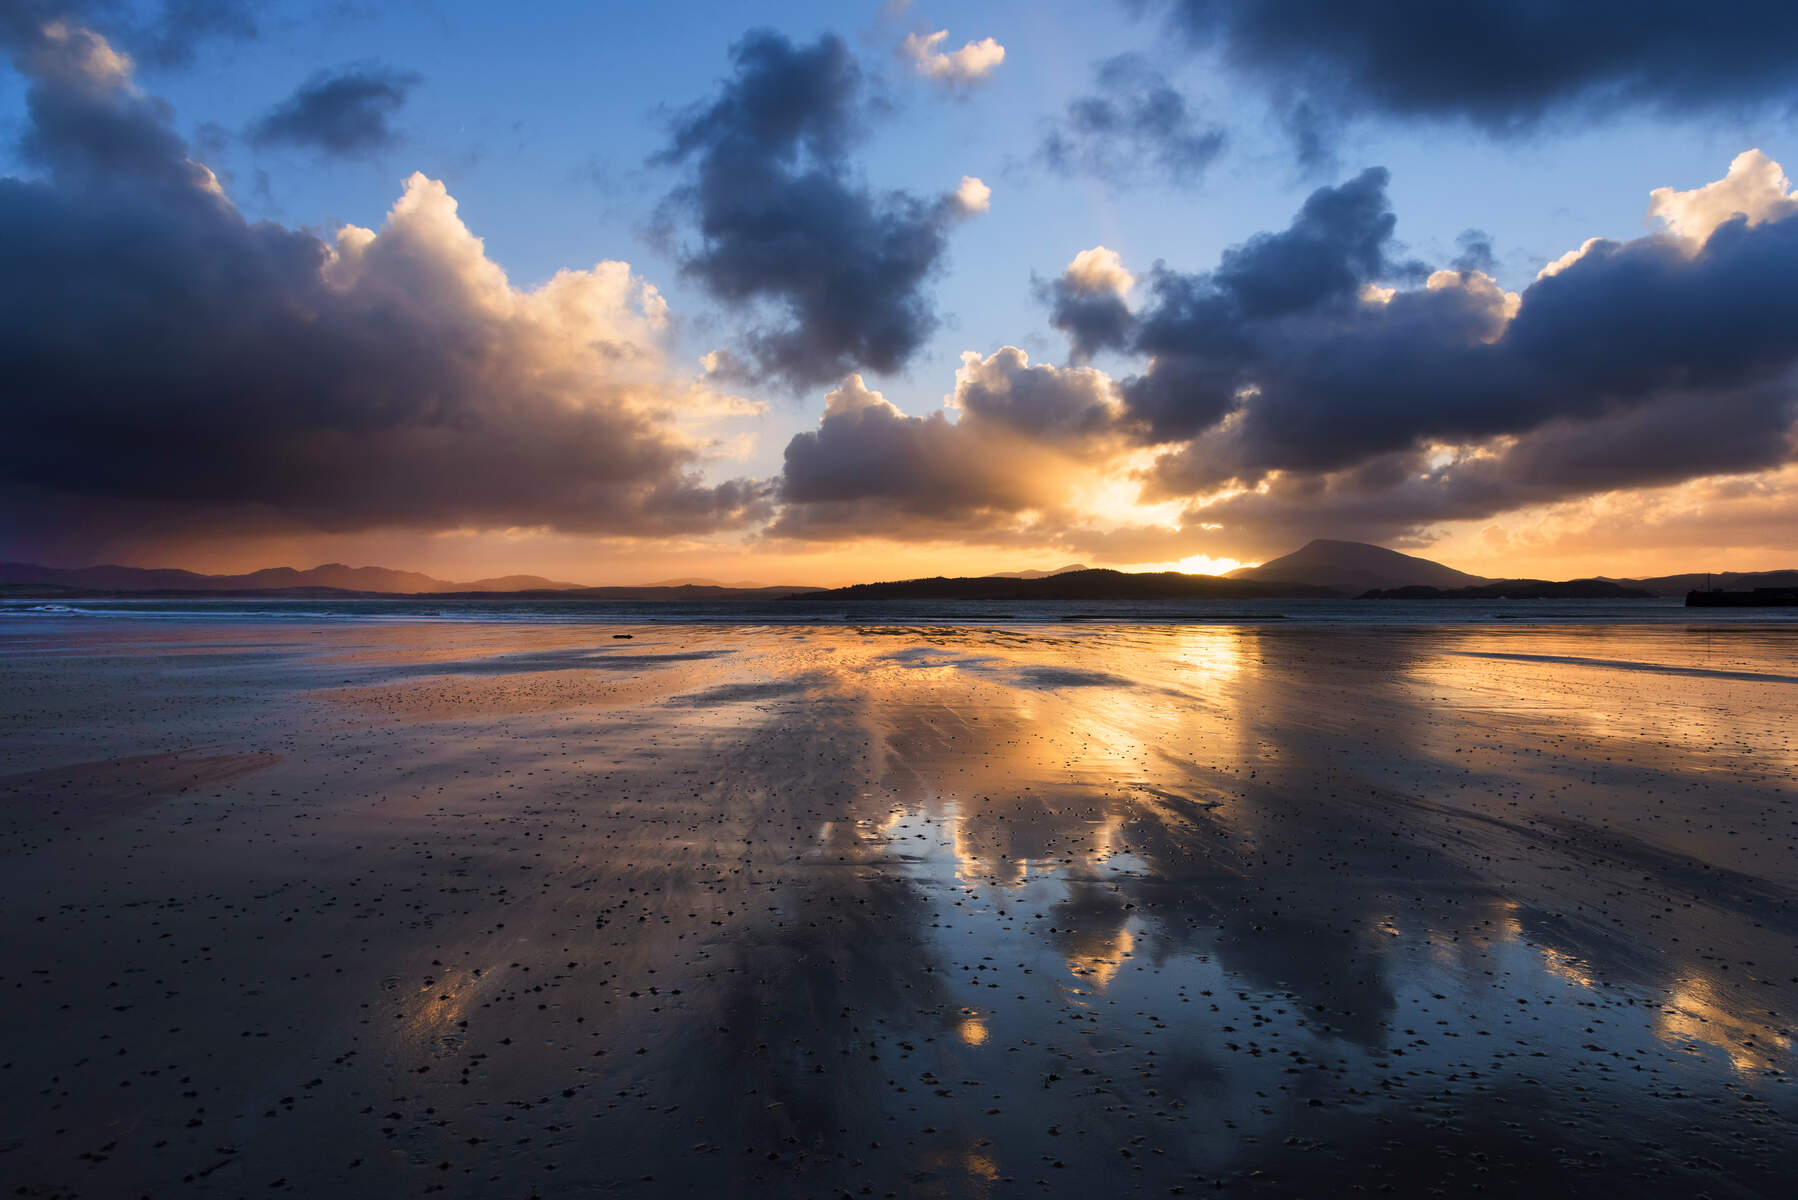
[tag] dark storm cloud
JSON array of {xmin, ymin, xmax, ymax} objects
[
  {"xmin": 0, "ymin": 21, "xmax": 768, "ymax": 548},
  {"xmin": 1, "ymin": 0, "xmax": 258, "ymax": 68},
  {"xmin": 1135, "ymin": 199, "xmax": 1798, "ymax": 488},
  {"xmin": 1122, "ymin": 166, "xmax": 1421, "ymax": 439},
  {"xmin": 1275, "ymin": 95, "xmax": 1339, "ymax": 175},
  {"xmin": 249, "ymin": 64, "xmax": 418, "ymax": 156},
  {"xmin": 769, "ymin": 153, "xmax": 1798, "ymax": 554},
  {"xmin": 1162, "ymin": 1, "xmax": 1798, "ymax": 155},
  {"xmin": 1038, "ymin": 247, "xmax": 1135, "ymax": 362},
  {"xmin": 655, "ymin": 29, "xmax": 983, "ymax": 389},
  {"xmin": 12, "ymin": 22, "xmax": 197, "ymax": 192},
  {"xmin": 1099, "ymin": 158, "xmax": 1798, "ymax": 548},
  {"xmin": 1040, "ymin": 53, "xmax": 1226, "ymax": 185},
  {"xmin": 1044, "ymin": 278, "xmax": 1132, "ymax": 361}
]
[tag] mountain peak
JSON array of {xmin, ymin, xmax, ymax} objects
[{"xmin": 1230, "ymin": 539, "xmax": 1489, "ymax": 592}]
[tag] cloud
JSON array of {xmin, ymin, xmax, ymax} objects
[
  {"xmin": 0, "ymin": 24, "xmax": 767, "ymax": 556},
  {"xmin": 770, "ymin": 153, "xmax": 1798, "ymax": 561},
  {"xmin": 1041, "ymin": 53, "xmax": 1225, "ymax": 185},
  {"xmin": 1449, "ymin": 229, "xmax": 1495, "ymax": 275},
  {"xmin": 950, "ymin": 346, "xmax": 1122, "ymax": 445},
  {"xmin": 1122, "ymin": 166, "xmax": 1420, "ymax": 440},
  {"xmin": 771, "ymin": 350, "xmax": 1126, "ymax": 540},
  {"xmin": 12, "ymin": 18, "xmax": 201, "ymax": 193},
  {"xmin": 952, "ymin": 174, "xmax": 991, "ymax": 214},
  {"xmin": 772, "ymin": 374, "xmax": 1051, "ymax": 536},
  {"xmin": 1163, "ymin": 382, "xmax": 1798, "ymax": 560},
  {"xmin": 1109, "ymin": 153, "xmax": 1798, "ymax": 551},
  {"xmin": 1, "ymin": 1, "xmax": 258, "ymax": 69},
  {"xmin": 1142, "ymin": 179, "xmax": 1798, "ymax": 485},
  {"xmin": 901, "ymin": 29, "xmax": 1005, "ymax": 88},
  {"xmin": 1648, "ymin": 148, "xmax": 1798, "ymax": 246},
  {"xmin": 249, "ymin": 63, "xmax": 419, "ymax": 156},
  {"xmin": 1040, "ymin": 246, "xmax": 1135, "ymax": 361},
  {"xmin": 132, "ymin": 0, "xmax": 258, "ymax": 66},
  {"xmin": 1160, "ymin": 1, "xmax": 1798, "ymax": 160},
  {"xmin": 656, "ymin": 29, "xmax": 985, "ymax": 389}
]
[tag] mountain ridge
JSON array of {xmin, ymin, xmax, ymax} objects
[
  {"xmin": 0, "ymin": 561, "xmax": 586, "ymax": 593},
  {"xmin": 5, "ymin": 542, "xmax": 1791, "ymax": 599},
  {"xmin": 987, "ymin": 563, "xmax": 1089, "ymax": 579},
  {"xmin": 786, "ymin": 568, "xmax": 1338, "ymax": 603}
]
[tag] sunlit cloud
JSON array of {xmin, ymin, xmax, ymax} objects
[{"xmin": 901, "ymin": 29, "xmax": 1005, "ymax": 87}]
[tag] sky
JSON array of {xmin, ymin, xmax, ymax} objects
[{"xmin": 2, "ymin": 0, "xmax": 1796, "ymax": 585}]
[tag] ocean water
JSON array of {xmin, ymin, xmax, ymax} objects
[{"xmin": 2, "ymin": 594, "xmax": 1795, "ymax": 626}]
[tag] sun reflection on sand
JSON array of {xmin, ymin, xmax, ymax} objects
[
  {"xmin": 1172, "ymin": 624, "xmax": 1246, "ymax": 690},
  {"xmin": 1062, "ymin": 921, "xmax": 1134, "ymax": 990},
  {"xmin": 395, "ymin": 963, "xmax": 501, "ymax": 1060},
  {"xmin": 1658, "ymin": 975, "xmax": 1794, "ymax": 1074},
  {"xmin": 9, "ymin": 617, "xmax": 1798, "ymax": 1195},
  {"xmin": 956, "ymin": 1008, "xmax": 990, "ymax": 1046}
]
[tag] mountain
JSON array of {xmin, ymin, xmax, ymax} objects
[
  {"xmin": 1229, "ymin": 539, "xmax": 1489, "ymax": 592},
  {"xmin": 786, "ymin": 568, "xmax": 1337, "ymax": 603},
  {"xmin": 987, "ymin": 563, "xmax": 1089, "ymax": 579},
  {"xmin": 0, "ymin": 562, "xmax": 583, "ymax": 593}
]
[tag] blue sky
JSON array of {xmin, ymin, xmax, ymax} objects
[
  {"xmin": 3, "ymin": 1, "xmax": 1797, "ymax": 581},
  {"xmin": 97, "ymin": 2, "xmax": 1774, "ymax": 407}
]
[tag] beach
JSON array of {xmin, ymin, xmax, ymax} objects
[{"xmin": 1, "ymin": 615, "xmax": 1793, "ymax": 1196}]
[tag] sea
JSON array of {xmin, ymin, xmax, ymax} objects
[{"xmin": 4, "ymin": 595, "xmax": 1795, "ymax": 626}]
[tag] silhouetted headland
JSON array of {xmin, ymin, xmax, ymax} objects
[
  {"xmin": 1363, "ymin": 580, "xmax": 1654, "ymax": 600},
  {"xmin": 783, "ymin": 567, "xmax": 1339, "ymax": 602},
  {"xmin": 1687, "ymin": 586, "xmax": 1798, "ymax": 606}
]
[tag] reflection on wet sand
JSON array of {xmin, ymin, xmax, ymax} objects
[{"xmin": 0, "ymin": 618, "xmax": 1793, "ymax": 1196}]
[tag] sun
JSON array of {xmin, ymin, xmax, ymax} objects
[
  {"xmin": 1128, "ymin": 553, "xmax": 1252, "ymax": 575},
  {"xmin": 1169, "ymin": 554, "xmax": 1249, "ymax": 575}
]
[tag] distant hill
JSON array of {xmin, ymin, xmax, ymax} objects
[
  {"xmin": 435, "ymin": 584, "xmax": 823, "ymax": 601},
  {"xmin": 1612, "ymin": 569, "xmax": 1798, "ymax": 597},
  {"xmin": 1362, "ymin": 580, "xmax": 1654, "ymax": 600},
  {"xmin": 987, "ymin": 563, "xmax": 1089, "ymax": 579},
  {"xmin": 787, "ymin": 568, "xmax": 1338, "ymax": 603},
  {"xmin": 0, "ymin": 561, "xmax": 583, "ymax": 593},
  {"xmin": 645, "ymin": 577, "xmax": 822, "ymax": 590},
  {"xmin": 1230, "ymin": 539, "xmax": 1489, "ymax": 592},
  {"xmin": 10, "ymin": 546, "xmax": 1791, "ymax": 603}
]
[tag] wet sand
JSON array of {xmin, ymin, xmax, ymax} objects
[{"xmin": 0, "ymin": 619, "xmax": 1794, "ymax": 1196}]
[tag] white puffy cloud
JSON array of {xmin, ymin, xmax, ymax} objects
[
  {"xmin": 1649, "ymin": 148, "xmax": 1798, "ymax": 247},
  {"xmin": 953, "ymin": 174, "xmax": 992, "ymax": 214},
  {"xmin": 1535, "ymin": 236, "xmax": 1604, "ymax": 280},
  {"xmin": 902, "ymin": 29, "xmax": 1005, "ymax": 87},
  {"xmin": 1063, "ymin": 246, "xmax": 1135, "ymax": 296},
  {"xmin": 823, "ymin": 373, "xmax": 903, "ymax": 418}
]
